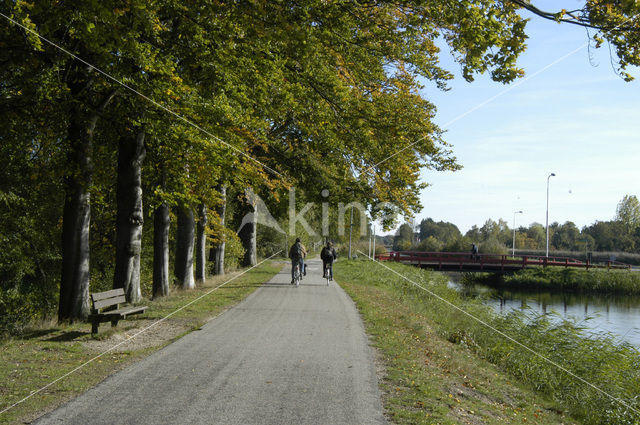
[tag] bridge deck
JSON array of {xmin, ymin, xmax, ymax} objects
[{"xmin": 376, "ymin": 251, "xmax": 631, "ymax": 272}]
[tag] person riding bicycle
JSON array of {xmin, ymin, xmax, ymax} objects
[
  {"xmin": 288, "ymin": 238, "xmax": 307, "ymax": 284},
  {"xmin": 320, "ymin": 241, "xmax": 337, "ymax": 280}
]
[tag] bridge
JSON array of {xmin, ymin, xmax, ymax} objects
[{"xmin": 375, "ymin": 251, "xmax": 633, "ymax": 272}]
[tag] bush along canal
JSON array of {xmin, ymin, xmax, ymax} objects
[
  {"xmin": 462, "ymin": 267, "xmax": 640, "ymax": 295},
  {"xmin": 336, "ymin": 260, "xmax": 640, "ymax": 425}
]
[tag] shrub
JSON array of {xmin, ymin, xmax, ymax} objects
[
  {"xmin": 0, "ymin": 287, "xmax": 55, "ymax": 335},
  {"xmin": 443, "ymin": 235, "xmax": 473, "ymax": 252},
  {"xmin": 465, "ymin": 267, "xmax": 640, "ymax": 295},
  {"xmin": 416, "ymin": 236, "xmax": 443, "ymax": 252},
  {"xmin": 223, "ymin": 231, "xmax": 245, "ymax": 271},
  {"xmin": 480, "ymin": 237, "xmax": 508, "ymax": 254}
]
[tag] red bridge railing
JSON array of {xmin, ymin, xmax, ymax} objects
[{"xmin": 375, "ymin": 251, "xmax": 632, "ymax": 271}]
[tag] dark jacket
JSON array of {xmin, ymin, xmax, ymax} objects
[
  {"xmin": 289, "ymin": 242, "xmax": 307, "ymax": 260},
  {"xmin": 321, "ymin": 246, "xmax": 337, "ymax": 263}
]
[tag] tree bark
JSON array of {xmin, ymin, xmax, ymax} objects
[
  {"xmin": 153, "ymin": 202, "xmax": 170, "ymax": 298},
  {"xmin": 113, "ymin": 131, "xmax": 146, "ymax": 303},
  {"xmin": 195, "ymin": 202, "xmax": 208, "ymax": 281},
  {"xmin": 58, "ymin": 106, "xmax": 92, "ymax": 321},
  {"xmin": 58, "ymin": 89, "xmax": 116, "ymax": 322},
  {"xmin": 152, "ymin": 163, "xmax": 169, "ymax": 298},
  {"xmin": 238, "ymin": 189, "xmax": 257, "ymax": 267},
  {"xmin": 210, "ymin": 185, "xmax": 226, "ymax": 275},
  {"xmin": 175, "ymin": 207, "xmax": 196, "ymax": 289}
]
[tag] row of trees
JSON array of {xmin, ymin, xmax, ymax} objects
[
  {"xmin": 0, "ymin": 0, "xmax": 502, "ymax": 328},
  {"xmin": 393, "ymin": 196, "xmax": 640, "ymax": 254},
  {"xmin": 1, "ymin": 1, "xmax": 638, "ymax": 331}
]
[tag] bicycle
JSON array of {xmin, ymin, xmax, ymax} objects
[
  {"xmin": 293, "ymin": 263, "xmax": 301, "ymax": 287},
  {"xmin": 324, "ymin": 262, "xmax": 332, "ymax": 286}
]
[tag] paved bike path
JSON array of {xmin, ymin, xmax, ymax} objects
[{"xmin": 35, "ymin": 259, "xmax": 387, "ymax": 425}]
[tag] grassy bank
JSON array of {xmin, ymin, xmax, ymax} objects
[
  {"xmin": 0, "ymin": 261, "xmax": 282, "ymax": 425},
  {"xmin": 335, "ymin": 260, "xmax": 640, "ymax": 425},
  {"xmin": 463, "ymin": 267, "xmax": 640, "ymax": 295}
]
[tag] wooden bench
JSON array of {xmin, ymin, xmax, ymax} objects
[{"xmin": 88, "ymin": 288, "xmax": 148, "ymax": 334}]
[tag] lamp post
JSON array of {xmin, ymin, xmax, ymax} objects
[
  {"xmin": 512, "ymin": 210, "xmax": 523, "ymax": 257},
  {"xmin": 581, "ymin": 238, "xmax": 590, "ymax": 263},
  {"xmin": 348, "ymin": 204, "xmax": 353, "ymax": 259},
  {"xmin": 372, "ymin": 226, "xmax": 376, "ymax": 260},
  {"xmin": 546, "ymin": 173, "xmax": 556, "ymax": 257},
  {"xmin": 345, "ymin": 186, "xmax": 354, "ymax": 260}
]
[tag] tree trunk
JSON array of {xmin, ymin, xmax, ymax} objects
[
  {"xmin": 210, "ymin": 185, "xmax": 226, "ymax": 275},
  {"xmin": 59, "ymin": 90, "xmax": 116, "ymax": 322},
  {"xmin": 238, "ymin": 189, "xmax": 257, "ymax": 267},
  {"xmin": 58, "ymin": 106, "xmax": 92, "ymax": 321},
  {"xmin": 153, "ymin": 202, "xmax": 170, "ymax": 298},
  {"xmin": 175, "ymin": 207, "xmax": 196, "ymax": 289},
  {"xmin": 113, "ymin": 131, "xmax": 146, "ymax": 303},
  {"xmin": 195, "ymin": 203, "xmax": 208, "ymax": 281}
]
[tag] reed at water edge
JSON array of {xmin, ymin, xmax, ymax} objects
[{"xmin": 338, "ymin": 260, "xmax": 640, "ymax": 425}]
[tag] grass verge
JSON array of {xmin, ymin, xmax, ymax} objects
[
  {"xmin": 463, "ymin": 267, "xmax": 640, "ymax": 295},
  {"xmin": 0, "ymin": 261, "xmax": 282, "ymax": 425},
  {"xmin": 335, "ymin": 260, "xmax": 640, "ymax": 425}
]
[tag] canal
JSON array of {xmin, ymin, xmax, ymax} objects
[{"xmin": 450, "ymin": 280, "xmax": 640, "ymax": 346}]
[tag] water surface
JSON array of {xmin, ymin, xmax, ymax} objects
[{"xmin": 451, "ymin": 281, "xmax": 640, "ymax": 346}]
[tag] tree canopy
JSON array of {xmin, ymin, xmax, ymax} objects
[
  {"xmin": 508, "ymin": 0, "xmax": 640, "ymax": 80},
  {"xmin": 1, "ymin": 0, "xmax": 639, "ymax": 329},
  {"xmin": 616, "ymin": 195, "xmax": 640, "ymax": 233}
]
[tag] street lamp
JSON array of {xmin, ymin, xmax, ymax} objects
[
  {"xmin": 348, "ymin": 204, "xmax": 353, "ymax": 259},
  {"xmin": 546, "ymin": 173, "xmax": 556, "ymax": 257},
  {"xmin": 345, "ymin": 186, "xmax": 355, "ymax": 260},
  {"xmin": 581, "ymin": 238, "xmax": 589, "ymax": 262},
  {"xmin": 512, "ymin": 210, "xmax": 523, "ymax": 257}
]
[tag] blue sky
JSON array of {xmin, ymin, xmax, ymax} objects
[{"xmin": 409, "ymin": 1, "xmax": 640, "ymax": 234}]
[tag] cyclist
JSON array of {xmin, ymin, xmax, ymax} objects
[
  {"xmin": 288, "ymin": 238, "xmax": 307, "ymax": 284},
  {"xmin": 320, "ymin": 241, "xmax": 337, "ymax": 280}
]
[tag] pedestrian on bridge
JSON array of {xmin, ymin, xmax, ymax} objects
[{"xmin": 471, "ymin": 243, "xmax": 479, "ymax": 261}]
